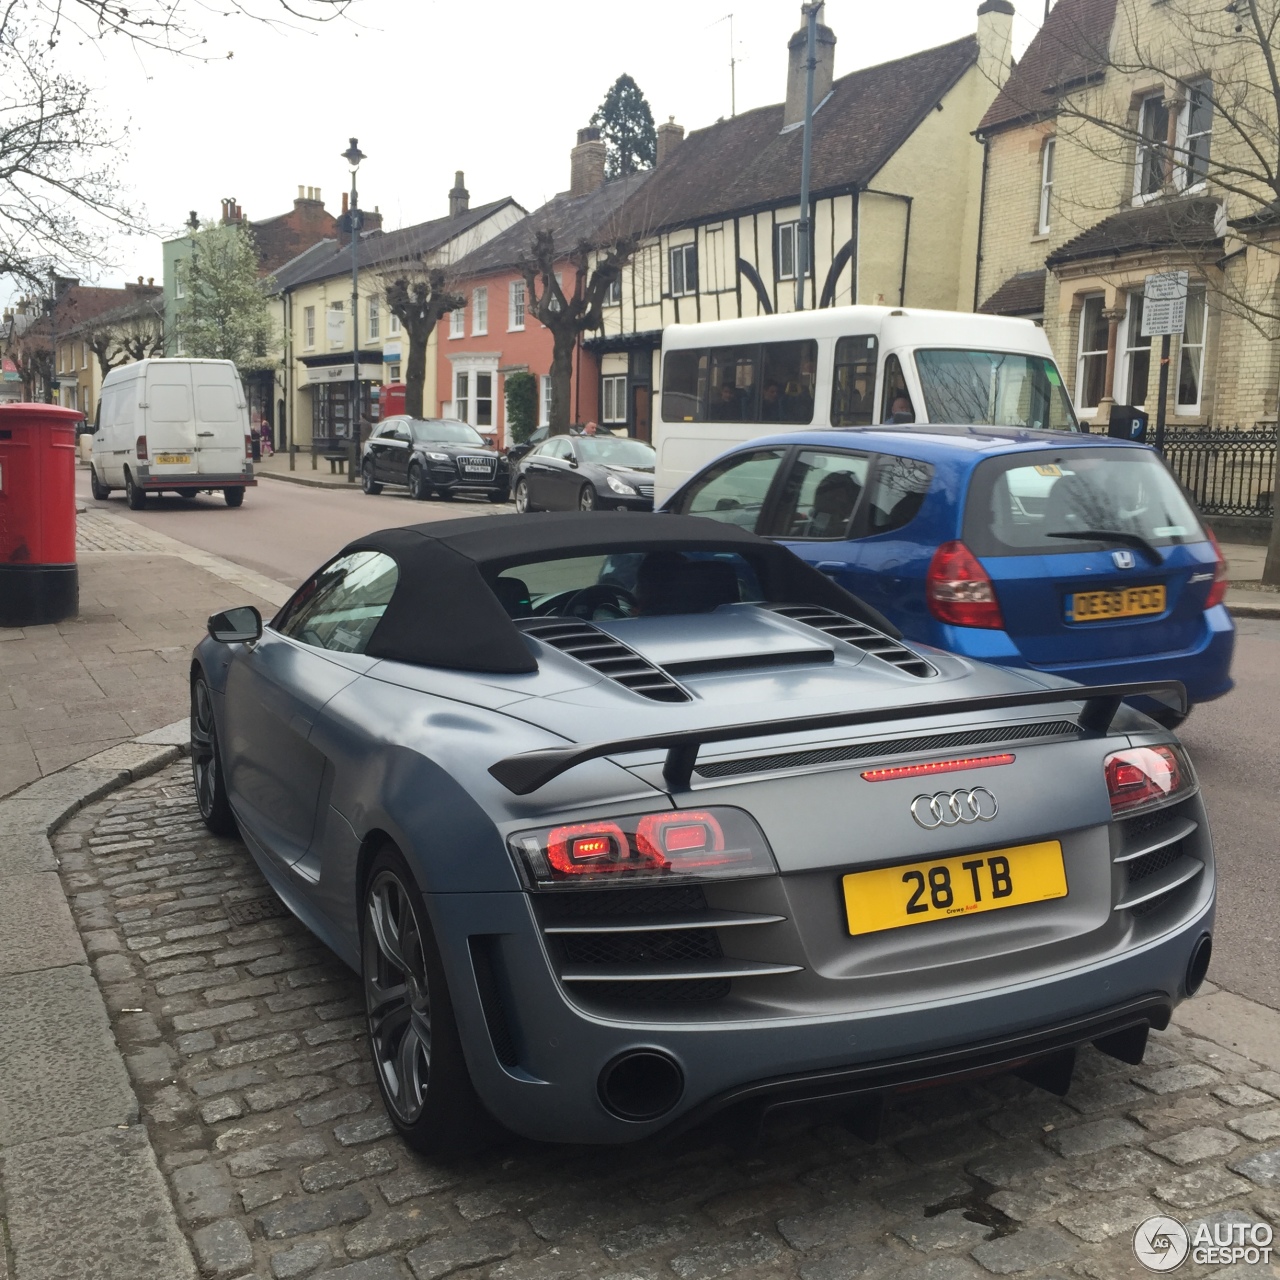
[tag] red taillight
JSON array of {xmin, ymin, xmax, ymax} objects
[
  {"xmin": 861, "ymin": 753, "xmax": 1015, "ymax": 782},
  {"xmin": 545, "ymin": 821, "xmax": 635, "ymax": 876},
  {"xmin": 245, "ymin": 432, "xmax": 254, "ymax": 460},
  {"xmin": 927, "ymin": 541, "xmax": 1004, "ymax": 629},
  {"xmin": 1204, "ymin": 529, "xmax": 1229, "ymax": 609},
  {"xmin": 513, "ymin": 808, "xmax": 773, "ymax": 886},
  {"xmin": 1104, "ymin": 745, "xmax": 1189, "ymax": 814},
  {"xmin": 135, "ymin": 435, "xmax": 148, "ymax": 461}
]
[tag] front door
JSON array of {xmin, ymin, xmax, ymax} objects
[{"xmin": 633, "ymin": 385, "xmax": 651, "ymax": 443}]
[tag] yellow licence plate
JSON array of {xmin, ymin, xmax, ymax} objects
[
  {"xmin": 1068, "ymin": 584, "xmax": 1165, "ymax": 622},
  {"xmin": 155, "ymin": 453, "xmax": 192, "ymax": 466},
  {"xmin": 842, "ymin": 841, "xmax": 1067, "ymax": 936}
]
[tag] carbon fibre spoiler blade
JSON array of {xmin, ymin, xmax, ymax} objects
[{"xmin": 487, "ymin": 680, "xmax": 1186, "ymax": 796}]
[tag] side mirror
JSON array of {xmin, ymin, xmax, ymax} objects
[
  {"xmin": 208, "ymin": 606, "xmax": 262, "ymax": 644},
  {"xmin": 567, "ymin": 455, "xmax": 579, "ymax": 468}
]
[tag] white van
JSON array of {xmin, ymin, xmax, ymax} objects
[
  {"xmin": 654, "ymin": 306, "xmax": 1078, "ymax": 502},
  {"xmin": 89, "ymin": 359, "xmax": 256, "ymax": 509}
]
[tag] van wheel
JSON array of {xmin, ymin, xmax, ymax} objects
[
  {"xmin": 89, "ymin": 467, "xmax": 110, "ymax": 501},
  {"xmin": 125, "ymin": 470, "xmax": 146, "ymax": 510},
  {"xmin": 224, "ymin": 487, "xmax": 245, "ymax": 508}
]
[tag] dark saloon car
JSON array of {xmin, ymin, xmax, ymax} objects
[
  {"xmin": 361, "ymin": 416, "xmax": 509, "ymax": 502},
  {"xmin": 513, "ymin": 433, "xmax": 655, "ymax": 512}
]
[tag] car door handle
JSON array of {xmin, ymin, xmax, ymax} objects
[{"xmin": 815, "ymin": 561, "xmax": 846, "ymax": 576}]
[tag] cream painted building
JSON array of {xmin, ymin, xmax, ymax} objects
[
  {"xmin": 268, "ymin": 180, "xmax": 523, "ymax": 453},
  {"xmin": 977, "ymin": 0, "xmax": 1280, "ymax": 431},
  {"xmin": 585, "ymin": 1, "xmax": 1015, "ymax": 436}
]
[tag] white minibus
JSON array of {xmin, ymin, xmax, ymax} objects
[{"xmin": 654, "ymin": 306, "xmax": 1078, "ymax": 502}]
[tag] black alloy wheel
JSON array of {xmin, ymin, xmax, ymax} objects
[
  {"xmin": 190, "ymin": 675, "xmax": 237, "ymax": 837},
  {"xmin": 578, "ymin": 483, "xmax": 597, "ymax": 512},
  {"xmin": 407, "ymin": 463, "xmax": 430, "ymax": 501},
  {"xmin": 513, "ymin": 479, "xmax": 534, "ymax": 513},
  {"xmin": 361, "ymin": 846, "xmax": 496, "ymax": 1157},
  {"xmin": 224, "ymin": 487, "xmax": 245, "ymax": 508},
  {"xmin": 125, "ymin": 469, "xmax": 146, "ymax": 510},
  {"xmin": 362, "ymin": 459, "xmax": 383, "ymax": 495},
  {"xmin": 89, "ymin": 466, "xmax": 110, "ymax": 500}
]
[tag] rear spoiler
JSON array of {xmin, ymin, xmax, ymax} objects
[{"xmin": 487, "ymin": 680, "xmax": 1186, "ymax": 796}]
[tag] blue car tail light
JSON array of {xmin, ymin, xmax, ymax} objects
[{"xmin": 510, "ymin": 807, "xmax": 777, "ymax": 888}]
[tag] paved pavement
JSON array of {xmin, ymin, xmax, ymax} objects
[{"xmin": 18, "ymin": 755, "xmax": 1278, "ymax": 1280}]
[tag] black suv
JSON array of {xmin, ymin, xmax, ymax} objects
[{"xmin": 361, "ymin": 417, "xmax": 509, "ymax": 502}]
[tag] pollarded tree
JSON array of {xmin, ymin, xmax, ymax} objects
[
  {"xmin": 590, "ymin": 74, "xmax": 657, "ymax": 180},
  {"xmin": 383, "ymin": 268, "xmax": 464, "ymax": 419},
  {"xmin": 176, "ymin": 221, "xmax": 276, "ymax": 371},
  {"xmin": 518, "ymin": 229, "xmax": 636, "ymax": 434}
]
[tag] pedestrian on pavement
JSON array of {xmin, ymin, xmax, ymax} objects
[{"xmin": 259, "ymin": 418, "xmax": 274, "ymax": 456}]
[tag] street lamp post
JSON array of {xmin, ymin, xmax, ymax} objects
[{"xmin": 341, "ymin": 137, "xmax": 366, "ymax": 484}]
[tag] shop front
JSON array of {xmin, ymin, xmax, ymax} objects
[{"xmin": 298, "ymin": 352, "xmax": 383, "ymax": 453}]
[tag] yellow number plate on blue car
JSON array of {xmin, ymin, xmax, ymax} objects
[
  {"xmin": 842, "ymin": 840, "xmax": 1067, "ymax": 936},
  {"xmin": 1068, "ymin": 585, "xmax": 1165, "ymax": 623}
]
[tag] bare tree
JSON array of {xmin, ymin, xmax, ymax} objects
[
  {"xmin": 382, "ymin": 267, "xmax": 463, "ymax": 419},
  {"xmin": 517, "ymin": 230, "xmax": 636, "ymax": 434},
  {"xmin": 84, "ymin": 308, "xmax": 164, "ymax": 374},
  {"xmin": 2, "ymin": 310, "xmax": 53, "ymax": 399}
]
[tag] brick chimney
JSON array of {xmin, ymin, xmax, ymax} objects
[
  {"xmin": 220, "ymin": 197, "xmax": 244, "ymax": 224},
  {"xmin": 656, "ymin": 117, "xmax": 685, "ymax": 166},
  {"xmin": 784, "ymin": 2, "xmax": 837, "ymax": 129},
  {"xmin": 976, "ymin": 0, "xmax": 1015, "ymax": 90},
  {"xmin": 570, "ymin": 126, "xmax": 607, "ymax": 197},
  {"xmin": 449, "ymin": 171, "xmax": 470, "ymax": 217}
]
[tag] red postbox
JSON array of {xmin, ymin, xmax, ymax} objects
[{"xmin": 0, "ymin": 402, "xmax": 81, "ymax": 626}]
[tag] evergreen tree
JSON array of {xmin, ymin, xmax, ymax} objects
[
  {"xmin": 590, "ymin": 74, "xmax": 657, "ymax": 180},
  {"xmin": 176, "ymin": 221, "xmax": 276, "ymax": 372}
]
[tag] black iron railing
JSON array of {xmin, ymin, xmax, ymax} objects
[{"xmin": 1161, "ymin": 425, "xmax": 1277, "ymax": 517}]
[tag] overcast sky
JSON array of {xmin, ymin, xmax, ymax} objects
[{"xmin": 43, "ymin": 0, "xmax": 1046, "ymax": 297}]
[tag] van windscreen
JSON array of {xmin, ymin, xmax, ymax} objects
[{"xmin": 914, "ymin": 350, "xmax": 1078, "ymax": 432}]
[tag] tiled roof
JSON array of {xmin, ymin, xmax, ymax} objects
[
  {"xmin": 979, "ymin": 0, "xmax": 1117, "ymax": 133},
  {"xmin": 269, "ymin": 198, "xmax": 521, "ymax": 292},
  {"xmin": 979, "ymin": 268, "xmax": 1047, "ymax": 314},
  {"xmin": 62, "ymin": 290, "xmax": 164, "ymax": 336},
  {"xmin": 452, "ymin": 171, "xmax": 652, "ymax": 278},
  {"xmin": 613, "ymin": 36, "xmax": 979, "ymax": 235},
  {"xmin": 1045, "ymin": 197, "xmax": 1223, "ymax": 267}
]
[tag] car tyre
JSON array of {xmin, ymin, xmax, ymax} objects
[
  {"xmin": 408, "ymin": 463, "xmax": 430, "ymax": 501},
  {"xmin": 361, "ymin": 460, "xmax": 383, "ymax": 495},
  {"xmin": 514, "ymin": 479, "xmax": 534, "ymax": 513},
  {"xmin": 125, "ymin": 469, "xmax": 146, "ymax": 510},
  {"xmin": 578, "ymin": 483, "xmax": 597, "ymax": 512},
  {"xmin": 361, "ymin": 845, "xmax": 499, "ymax": 1159},
  {"xmin": 89, "ymin": 466, "xmax": 110, "ymax": 500},
  {"xmin": 224, "ymin": 487, "xmax": 245, "ymax": 508},
  {"xmin": 177, "ymin": 487, "xmax": 199, "ymax": 501},
  {"xmin": 190, "ymin": 674, "xmax": 237, "ymax": 837}
]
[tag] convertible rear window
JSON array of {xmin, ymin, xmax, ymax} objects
[
  {"xmin": 964, "ymin": 449, "xmax": 1205, "ymax": 557},
  {"xmin": 492, "ymin": 551, "xmax": 762, "ymax": 621}
]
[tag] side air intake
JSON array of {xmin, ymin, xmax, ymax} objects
[
  {"xmin": 519, "ymin": 619, "xmax": 690, "ymax": 703},
  {"xmin": 767, "ymin": 605, "xmax": 938, "ymax": 678}
]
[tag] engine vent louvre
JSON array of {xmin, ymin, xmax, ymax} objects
[
  {"xmin": 766, "ymin": 605, "xmax": 938, "ymax": 678},
  {"xmin": 518, "ymin": 619, "xmax": 690, "ymax": 703}
]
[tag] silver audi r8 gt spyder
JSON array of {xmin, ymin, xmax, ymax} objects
[{"xmin": 190, "ymin": 512, "xmax": 1214, "ymax": 1155}]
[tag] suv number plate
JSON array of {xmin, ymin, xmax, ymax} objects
[{"xmin": 842, "ymin": 840, "xmax": 1066, "ymax": 936}]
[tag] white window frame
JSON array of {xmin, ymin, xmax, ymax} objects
[
  {"xmin": 601, "ymin": 374, "xmax": 627, "ymax": 424},
  {"xmin": 509, "ymin": 279, "xmax": 526, "ymax": 331},
  {"xmin": 1176, "ymin": 78, "xmax": 1213, "ymax": 192},
  {"xmin": 388, "ymin": 363, "xmax": 401, "ymax": 383},
  {"xmin": 1175, "ymin": 284, "xmax": 1208, "ymax": 415},
  {"xmin": 539, "ymin": 374, "xmax": 552, "ymax": 427},
  {"xmin": 604, "ymin": 276, "xmax": 621, "ymax": 306},
  {"xmin": 474, "ymin": 370, "xmax": 494, "ymax": 429},
  {"xmin": 1134, "ymin": 92, "xmax": 1170, "ymax": 203},
  {"xmin": 174, "ymin": 267, "xmax": 185, "ymax": 300},
  {"xmin": 388, "ymin": 311, "xmax": 400, "ymax": 335},
  {"xmin": 304, "ymin": 305, "xmax": 316, "ymax": 349},
  {"xmin": 1037, "ymin": 137, "xmax": 1055, "ymax": 235},
  {"xmin": 455, "ymin": 370, "xmax": 469, "ymax": 422},
  {"xmin": 1118, "ymin": 290, "xmax": 1153, "ymax": 407},
  {"xmin": 367, "ymin": 296, "xmax": 380, "ymax": 340},
  {"xmin": 472, "ymin": 287, "xmax": 488, "ymax": 335},
  {"xmin": 1075, "ymin": 294, "xmax": 1110, "ymax": 414},
  {"xmin": 449, "ymin": 305, "xmax": 465, "ymax": 339},
  {"xmin": 669, "ymin": 242, "xmax": 698, "ymax": 297}
]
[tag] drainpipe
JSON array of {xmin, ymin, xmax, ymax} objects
[{"xmin": 795, "ymin": 2, "xmax": 819, "ymax": 312}]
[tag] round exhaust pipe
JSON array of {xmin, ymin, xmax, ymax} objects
[
  {"xmin": 598, "ymin": 1050, "xmax": 684, "ymax": 1122},
  {"xmin": 1185, "ymin": 932, "xmax": 1213, "ymax": 996}
]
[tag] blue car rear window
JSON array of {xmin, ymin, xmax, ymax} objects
[{"xmin": 963, "ymin": 449, "xmax": 1205, "ymax": 557}]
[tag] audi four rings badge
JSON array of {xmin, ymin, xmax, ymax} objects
[{"xmin": 910, "ymin": 788, "xmax": 999, "ymax": 828}]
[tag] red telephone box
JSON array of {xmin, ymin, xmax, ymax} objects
[{"xmin": 0, "ymin": 402, "xmax": 81, "ymax": 626}]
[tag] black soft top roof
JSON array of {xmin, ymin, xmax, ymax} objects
[{"xmin": 343, "ymin": 512, "xmax": 899, "ymax": 673}]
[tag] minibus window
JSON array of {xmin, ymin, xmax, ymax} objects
[
  {"xmin": 709, "ymin": 347, "xmax": 758, "ymax": 422},
  {"xmin": 914, "ymin": 350, "xmax": 1079, "ymax": 431},
  {"xmin": 761, "ymin": 341, "xmax": 817, "ymax": 424},
  {"xmin": 831, "ymin": 335, "xmax": 876, "ymax": 427},
  {"xmin": 661, "ymin": 350, "xmax": 707, "ymax": 422},
  {"xmin": 880, "ymin": 355, "xmax": 913, "ymax": 423}
]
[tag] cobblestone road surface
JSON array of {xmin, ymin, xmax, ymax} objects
[{"xmin": 55, "ymin": 762, "xmax": 1280, "ymax": 1280}]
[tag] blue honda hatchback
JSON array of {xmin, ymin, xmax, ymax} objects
[{"xmin": 661, "ymin": 426, "xmax": 1234, "ymax": 725}]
